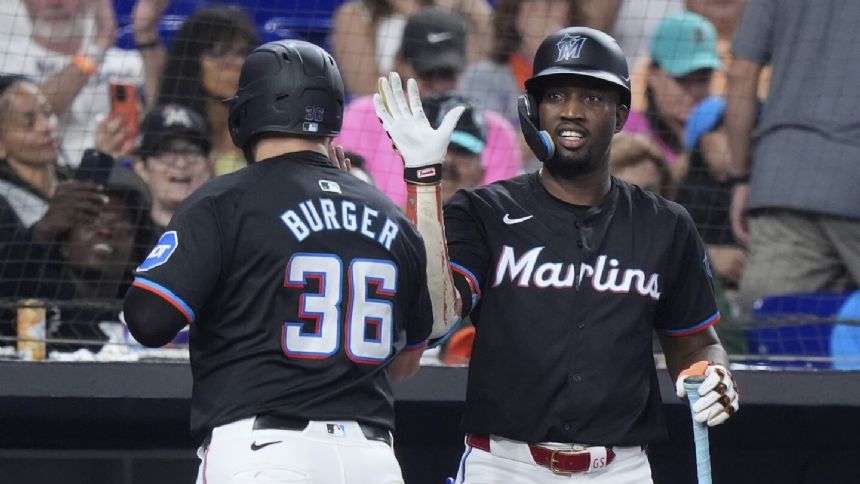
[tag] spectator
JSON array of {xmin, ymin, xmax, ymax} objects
[
  {"xmin": 423, "ymin": 93, "xmax": 486, "ymax": 204},
  {"xmin": 0, "ymin": 75, "xmax": 104, "ymax": 250},
  {"xmin": 609, "ymin": 132, "xmax": 675, "ymax": 198},
  {"xmin": 133, "ymin": 104, "xmax": 213, "ymax": 232},
  {"xmin": 156, "ymin": 5, "xmax": 259, "ymax": 176},
  {"xmin": 458, "ymin": 0, "xmax": 584, "ymax": 128},
  {"xmin": 726, "ymin": 0, "xmax": 860, "ymax": 312},
  {"xmin": 0, "ymin": 0, "xmax": 166, "ymax": 166},
  {"xmin": 676, "ymin": 96, "xmax": 745, "ymax": 286},
  {"xmin": 624, "ymin": 11, "xmax": 722, "ymax": 172},
  {"xmin": 336, "ymin": 7, "xmax": 520, "ymax": 208},
  {"xmin": 685, "ymin": 0, "xmax": 770, "ymax": 99},
  {"xmin": 331, "ymin": 0, "xmax": 492, "ymax": 97},
  {"xmin": 0, "ymin": 76, "xmax": 152, "ymax": 352},
  {"xmin": 1, "ymin": 168, "xmax": 152, "ymax": 354}
]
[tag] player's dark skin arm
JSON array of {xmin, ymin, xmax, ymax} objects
[
  {"xmin": 123, "ymin": 286, "xmax": 188, "ymax": 347},
  {"xmin": 658, "ymin": 327, "xmax": 730, "ymax": 381}
]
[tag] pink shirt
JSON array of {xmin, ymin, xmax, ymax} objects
[
  {"xmin": 335, "ymin": 96, "xmax": 522, "ymax": 206},
  {"xmin": 623, "ymin": 110, "xmax": 680, "ymax": 164}
]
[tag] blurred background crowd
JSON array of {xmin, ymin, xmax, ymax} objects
[{"xmin": 0, "ymin": 0, "xmax": 858, "ymax": 370}]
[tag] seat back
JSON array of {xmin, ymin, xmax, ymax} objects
[{"xmin": 744, "ymin": 292, "xmax": 850, "ymax": 369}]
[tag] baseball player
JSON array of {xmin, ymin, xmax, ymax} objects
[
  {"xmin": 123, "ymin": 40, "xmax": 433, "ymax": 484},
  {"xmin": 375, "ymin": 27, "xmax": 740, "ymax": 483}
]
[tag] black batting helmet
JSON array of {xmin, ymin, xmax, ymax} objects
[
  {"xmin": 518, "ymin": 27, "xmax": 630, "ymax": 162},
  {"xmin": 227, "ymin": 40, "xmax": 345, "ymax": 162}
]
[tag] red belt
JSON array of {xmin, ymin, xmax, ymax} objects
[{"xmin": 466, "ymin": 435, "xmax": 616, "ymax": 475}]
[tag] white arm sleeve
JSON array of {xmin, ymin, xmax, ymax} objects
[{"xmin": 410, "ymin": 184, "xmax": 462, "ymax": 340}]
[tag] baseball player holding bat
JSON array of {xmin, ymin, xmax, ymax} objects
[
  {"xmin": 375, "ymin": 27, "xmax": 739, "ymax": 482},
  {"xmin": 123, "ymin": 40, "xmax": 433, "ymax": 483}
]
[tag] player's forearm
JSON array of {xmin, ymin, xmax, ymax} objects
[
  {"xmin": 660, "ymin": 328, "xmax": 729, "ymax": 380},
  {"xmin": 407, "ymin": 184, "xmax": 462, "ymax": 340},
  {"xmin": 725, "ymin": 58, "xmax": 762, "ymax": 177}
]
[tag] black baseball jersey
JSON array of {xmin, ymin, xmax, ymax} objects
[
  {"xmin": 445, "ymin": 173, "xmax": 719, "ymax": 446},
  {"xmin": 132, "ymin": 151, "xmax": 432, "ymax": 442}
]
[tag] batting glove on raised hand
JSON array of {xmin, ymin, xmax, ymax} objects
[
  {"xmin": 675, "ymin": 361, "xmax": 739, "ymax": 427},
  {"xmin": 373, "ymin": 72, "xmax": 465, "ymax": 184}
]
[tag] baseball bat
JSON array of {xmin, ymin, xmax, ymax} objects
[{"xmin": 684, "ymin": 376, "xmax": 712, "ymax": 484}]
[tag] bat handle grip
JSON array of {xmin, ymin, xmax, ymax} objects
[{"xmin": 684, "ymin": 376, "xmax": 712, "ymax": 484}]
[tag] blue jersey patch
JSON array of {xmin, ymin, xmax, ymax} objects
[{"xmin": 137, "ymin": 231, "xmax": 178, "ymax": 272}]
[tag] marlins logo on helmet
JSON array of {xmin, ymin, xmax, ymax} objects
[{"xmin": 556, "ymin": 33, "xmax": 587, "ymax": 61}]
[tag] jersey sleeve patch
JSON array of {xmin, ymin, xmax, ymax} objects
[
  {"xmin": 132, "ymin": 277, "xmax": 196, "ymax": 323},
  {"xmin": 658, "ymin": 311, "xmax": 720, "ymax": 337},
  {"xmin": 137, "ymin": 231, "xmax": 178, "ymax": 272}
]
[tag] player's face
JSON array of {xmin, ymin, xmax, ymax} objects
[
  {"xmin": 138, "ymin": 138, "xmax": 213, "ymax": 210},
  {"xmin": 538, "ymin": 76, "xmax": 628, "ymax": 179},
  {"xmin": 0, "ymin": 82, "xmax": 59, "ymax": 168}
]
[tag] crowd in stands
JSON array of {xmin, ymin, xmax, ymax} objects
[{"xmin": 0, "ymin": 0, "xmax": 858, "ymax": 367}]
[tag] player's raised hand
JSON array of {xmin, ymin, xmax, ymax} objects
[
  {"xmin": 373, "ymin": 72, "xmax": 464, "ymax": 171},
  {"xmin": 675, "ymin": 361, "xmax": 739, "ymax": 427}
]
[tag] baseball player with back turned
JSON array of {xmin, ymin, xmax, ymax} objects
[
  {"xmin": 122, "ymin": 40, "xmax": 434, "ymax": 484},
  {"xmin": 375, "ymin": 27, "xmax": 740, "ymax": 483}
]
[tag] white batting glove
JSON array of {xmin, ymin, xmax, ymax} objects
[
  {"xmin": 373, "ymin": 72, "xmax": 465, "ymax": 184},
  {"xmin": 675, "ymin": 361, "xmax": 739, "ymax": 427}
]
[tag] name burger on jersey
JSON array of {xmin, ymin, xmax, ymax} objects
[
  {"xmin": 493, "ymin": 245, "xmax": 661, "ymax": 300},
  {"xmin": 280, "ymin": 197, "xmax": 400, "ymax": 250}
]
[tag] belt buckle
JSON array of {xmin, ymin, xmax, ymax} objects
[{"xmin": 548, "ymin": 448, "xmax": 589, "ymax": 475}]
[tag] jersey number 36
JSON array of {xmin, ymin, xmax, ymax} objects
[{"xmin": 283, "ymin": 253, "xmax": 397, "ymax": 364}]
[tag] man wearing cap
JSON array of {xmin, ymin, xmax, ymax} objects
[
  {"xmin": 336, "ymin": 6, "xmax": 520, "ymax": 208},
  {"xmin": 624, "ymin": 11, "xmax": 723, "ymax": 171},
  {"xmin": 133, "ymin": 104, "xmax": 213, "ymax": 232},
  {"xmin": 374, "ymin": 24, "xmax": 738, "ymax": 483}
]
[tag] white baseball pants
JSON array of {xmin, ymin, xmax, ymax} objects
[{"xmin": 196, "ymin": 417, "xmax": 404, "ymax": 484}]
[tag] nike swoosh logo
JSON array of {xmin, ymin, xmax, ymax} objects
[
  {"xmin": 503, "ymin": 214, "xmax": 533, "ymax": 225},
  {"xmin": 250, "ymin": 440, "xmax": 282, "ymax": 451},
  {"xmin": 427, "ymin": 32, "xmax": 454, "ymax": 43},
  {"xmin": 621, "ymin": 75, "xmax": 630, "ymax": 83}
]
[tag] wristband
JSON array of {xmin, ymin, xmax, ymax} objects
[
  {"xmin": 404, "ymin": 164, "xmax": 443, "ymax": 185},
  {"xmin": 72, "ymin": 53, "xmax": 97, "ymax": 75}
]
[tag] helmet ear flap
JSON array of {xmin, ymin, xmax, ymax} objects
[{"xmin": 517, "ymin": 94, "xmax": 555, "ymax": 162}]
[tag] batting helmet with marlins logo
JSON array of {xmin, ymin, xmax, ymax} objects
[
  {"xmin": 227, "ymin": 39, "xmax": 345, "ymax": 162},
  {"xmin": 518, "ymin": 27, "xmax": 631, "ymax": 162}
]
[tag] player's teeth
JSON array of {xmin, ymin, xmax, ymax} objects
[{"xmin": 560, "ymin": 131, "xmax": 582, "ymax": 138}]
